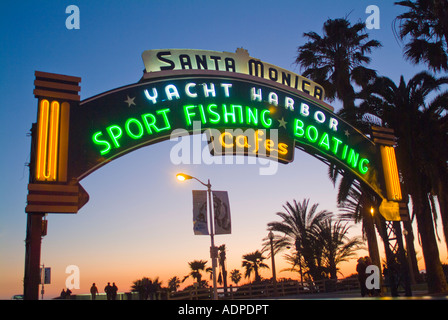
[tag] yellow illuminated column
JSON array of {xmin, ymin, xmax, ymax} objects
[
  {"xmin": 380, "ymin": 145, "xmax": 402, "ymax": 201},
  {"xmin": 35, "ymin": 99, "xmax": 69, "ymax": 182}
]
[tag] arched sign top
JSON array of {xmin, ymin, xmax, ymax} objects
[
  {"xmin": 68, "ymin": 69, "xmax": 381, "ymax": 197},
  {"xmin": 141, "ymin": 48, "xmax": 326, "ymax": 102},
  {"xmin": 27, "ymin": 49, "xmax": 405, "ymax": 221}
]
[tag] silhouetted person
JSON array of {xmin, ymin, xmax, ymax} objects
[
  {"xmin": 356, "ymin": 257, "xmax": 367, "ymax": 297},
  {"xmin": 364, "ymin": 256, "xmax": 375, "ymax": 296},
  {"xmin": 60, "ymin": 289, "xmax": 66, "ymax": 299},
  {"xmin": 111, "ymin": 282, "xmax": 118, "ymax": 300},
  {"xmin": 65, "ymin": 288, "xmax": 72, "ymax": 299},
  {"xmin": 90, "ymin": 283, "xmax": 99, "ymax": 300},
  {"xmin": 105, "ymin": 282, "xmax": 112, "ymax": 300}
]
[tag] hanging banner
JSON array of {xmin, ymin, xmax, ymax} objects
[
  {"xmin": 213, "ymin": 191, "xmax": 231, "ymax": 234},
  {"xmin": 192, "ymin": 190, "xmax": 209, "ymax": 235}
]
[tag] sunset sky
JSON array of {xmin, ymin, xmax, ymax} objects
[{"xmin": 1, "ymin": 0, "xmax": 446, "ymax": 299}]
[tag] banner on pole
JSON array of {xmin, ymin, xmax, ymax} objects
[
  {"xmin": 192, "ymin": 190, "xmax": 209, "ymax": 235},
  {"xmin": 213, "ymin": 191, "xmax": 231, "ymax": 235}
]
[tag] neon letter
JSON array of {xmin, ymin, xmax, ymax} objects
[
  {"xmin": 106, "ymin": 125, "xmax": 123, "ymax": 148},
  {"xmin": 294, "ymin": 119, "xmax": 305, "ymax": 137},
  {"xmin": 260, "ymin": 110, "xmax": 272, "ymax": 128},
  {"xmin": 166, "ymin": 84, "xmax": 180, "ymax": 100},
  {"xmin": 144, "ymin": 88, "xmax": 158, "ymax": 104},
  {"xmin": 185, "ymin": 83, "xmax": 197, "ymax": 98},
  {"xmin": 251, "ymin": 87, "xmax": 262, "ymax": 102},
  {"xmin": 300, "ymin": 103, "xmax": 309, "ymax": 117},
  {"xmin": 92, "ymin": 131, "xmax": 111, "ymax": 155}
]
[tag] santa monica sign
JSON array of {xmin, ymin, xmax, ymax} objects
[{"xmin": 27, "ymin": 48, "xmax": 403, "ymax": 221}]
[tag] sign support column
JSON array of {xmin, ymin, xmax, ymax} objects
[
  {"xmin": 24, "ymin": 71, "xmax": 81, "ymax": 300},
  {"xmin": 371, "ymin": 126, "xmax": 412, "ymax": 296}
]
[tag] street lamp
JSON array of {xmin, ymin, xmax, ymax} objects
[
  {"xmin": 176, "ymin": 172, "xmax": 218, "ymax": 300},
  {"xmin": 268, "ymin": 230, "xmax": 277, "ymax": 296}
]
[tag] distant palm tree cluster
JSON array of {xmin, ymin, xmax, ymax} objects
[
  {"xmin": 132, "ymin": 0, "xmax": 448, "ymax": 296},
  {"xmin": 131, "ymin": 198, "xmax": 363, "ymax": 297}
]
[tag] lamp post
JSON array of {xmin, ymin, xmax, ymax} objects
[
  {"xmin": 268, "ymin": 230, "xmax": 277, "ymax": 296},
  {"xmin": 176, "ymin": 173, "xmax": 218, "ymax": 300}
]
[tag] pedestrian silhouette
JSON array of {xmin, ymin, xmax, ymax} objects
[
  {"xmin": 90, "ymin": 283, "xmax": 99, "ymax": 300},
  {"xmin": 65, "ymin": 288, "xmax": 72, "ymax": 299},
  {"xmin": 356, "ymin": 257, "xmax": 367, "ymax": 297},
  {"xmin": 105, "ymin": 282, "xmax": 112, "ymax": 300},
  {"xmin": 111, "ymin": 282, "xmax": 118, "ymax": 300}
]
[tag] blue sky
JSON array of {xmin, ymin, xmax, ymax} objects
[{"xmin": 0, "ymin": 1, "xmax": 442, "ymax": 299}]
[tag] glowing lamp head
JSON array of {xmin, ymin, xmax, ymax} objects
[
  {"xmin": 370, "ymin": 207, "xmax": 374, "ymax": 216},
  {"xmin": 176, "ymin": 173, "xmax": 193, "ymax": 182}
]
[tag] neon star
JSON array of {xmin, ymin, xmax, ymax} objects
[
  {"xmin": 124, "ymin": 95, "xmax": 136, "ymax": 107},
  {"xmin": 278, "ymin": 117, "xmax": 287, "ymax": 129}
]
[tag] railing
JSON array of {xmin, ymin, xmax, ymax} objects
[
  {"xmin": 166, "ymin": 278, "xmax": 361, "ymax": 300},
  {"xmin": 68, "ymin": 278, "xmax": 361, "ymax": 300}
]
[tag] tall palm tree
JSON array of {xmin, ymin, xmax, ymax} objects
[
  {"xmin": 296, "ymin": 17, "xmax": 383, "ymax": 277},
  {"xmin": 241, "ymin": 250, "xmax": 269, "ymax": 282},
  {"xmin": 266, "ymin": 198, "xmax": 332, "ymax": 281},
  {"xmin": 359, "ymin": 71, "xmax": 448, "ymax": 293},
  {"xmin": 296, "ymin": 17, "xmax": 381, "ymax": 109},
  {"xmin": 395, "ymin": 0, "xmax": 448, "ymax": 72}
]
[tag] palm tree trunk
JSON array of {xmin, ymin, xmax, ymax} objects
[
  {"xmin": 403, "ymin": 219, "xmax": 421, "ymax": 284},
  {"xmin": 363, "ymin": 207, "xmax": 381, "ymax": 268},
  {"xmin": 412, "ymin": 180, "xmax": 448, "ymax": 294},
  {"xmin": 435, "ymin": 173, "xmax": 448, "ymax": 255}
]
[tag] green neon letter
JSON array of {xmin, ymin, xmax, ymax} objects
[
  {"xmin": 231, "ymin": 105, "xmax": 243, "ymax": 124},
  {"xmin": 156, "ymin": 108, "xmax": 172, "ymax": 131},
  {"xmin": 359, "ymin": 158, "xmax": 369, "ymax": 174},
  {"xmin": 125, "ymin": 118, "xmax": 144, "ymax": 139},
  {"xmin": 106, "ymin": 125, "xmax": 123, "ymax": 148},
  {"xmin": 207, "ymin": 104, "xmax": 220, "ymax": 124},
  {"xmin": 246, "ymin": 107, "xmax": 258, "ymax": 126},
  {"xmin": 92, "ymin": 131, "xmax": 111, "ymax": 155},
  {"xmin": 142, "ymin": 113, "xmax": 158, "ymax": 134},
  {"xmin": 222, "ymin": 104, "xmax": 235, "ymax": 124},
  {"xmin": 294, "ymin": 119, "xmax": 305, "ymax": 137},
  {"xmin": 318, "ymin": 132, "xmax": 330, "ymax": 151},
  {"xmin": 347, "ymin": 149, "xmax": 360, "ymax": 168},
  {"xmin": 260, "ymin": 109, "xmax": 272, "ymax": 128},
  {"xmin": 306, "ymin": 125, "xmax": 319, "ymax": 143},
  {"xmin": 184, "ymin": 105, "xmax": 197, "ymax": 126},
  {"xmin": 331, "ymin": 137, "xmax": 342, "ymax": 155}
]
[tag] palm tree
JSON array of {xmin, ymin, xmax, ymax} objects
[
  {"xmin": 241, "ymin": 251, "xmax": 269, "ymax": 282},
  {"xmin": 316, "ymin": 218, "xmax": 364, "ymax": 279},
  {"xmin": 358, "ymin": 71, "xmax": 448, "ymax": 293},
  {"xmin": 230, "ymin": 269, "xmax": 242, "ymax": 286},
  {"xmin": 183, "ymin": 259, "xmax": 209, "ymax": 287},
  {"xmin": 296, "ymin": 17, "xmax": 384, "ymax": 279},
  {"xmin": 395, "ymin": 0, "xmax": 448, "ymax": 72},
  {"xmin": 295, "ymin": 17, "xmax": 381, "ymax": 109},
  {"xmin": 217, "ymin": 244, "xmax": 228, "ymax": 294},
  {"xmin": 131, "ymin": 276, "xmax": 162, "ymax": 300},
  {"xmin": 280, "ymin": 250, "xmax": 308, "ymax": 283},
  {"xmin": 266, "ymin": 198, "xmax": 332, "ymax": 281},
  {"xmin": 168, "ymin": 276, "xmax": 181, "ymax": 293}
]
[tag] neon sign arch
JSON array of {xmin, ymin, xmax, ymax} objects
[
  {"xmin": 24, "ymin": 48, "xmax": 408, "ymax": 300},
  {"xmin": 27, "ymin": 49, "xmax": 403, "ymax": 221}
]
